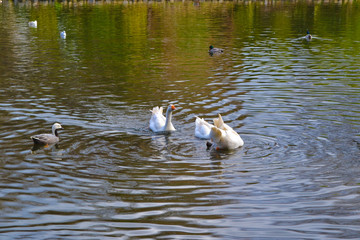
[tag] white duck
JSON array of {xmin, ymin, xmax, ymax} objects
[
  {"xmin": 208, "ymin": 114, "xmax": 244, "ymax": 150},
  {"xmin": 30, "ymin": 123, "xmax": 63, "ymax": 145},
  {"xmin": 194, "ymin": 117, "xmax": 214, "ymax": 139},
  {"xmin": 60, "ymin": 31, "xmax": 66, "ymax": 39},
  {"xmin": 149, "ymin": 105, "xmax": 176, "ymax": 133},
  {"xmin": 28, "ymin": 20, "xmax": 37, "ymax": 28}
]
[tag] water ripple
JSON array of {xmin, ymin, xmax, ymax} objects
[{"xmin": 1, "ymin": 1, "xmax": 360, "ymax": 239}]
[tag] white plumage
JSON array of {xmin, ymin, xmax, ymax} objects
[
  {"xmin": 149, "ymin": 105, "xmax": 176, "ymax": 133},
  {"xmin": 194, "ymin": 117, "xmax": 214, "ymax": 139},
  {"xmin": 28, "ymin": 20, "xmax": 37, "ymax": 28},
  {"xmin": 60, "ymin": 31, "xmax": 66, "ymax": 39},
  {"xmin": 209, "ymin": 114, "xmax": 244, "ymax": 150}
]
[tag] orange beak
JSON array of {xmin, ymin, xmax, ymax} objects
[{"xmin": 171, "ymin": 105, "xmax": 176, "ymax": 110}]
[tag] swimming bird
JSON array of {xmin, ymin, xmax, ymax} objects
[
  {"xmin": 208, "ymin": 114, "xmax": 244, "ymax": 150},
  {"xmin": 209, "ymin": 45, "xmax": 224, "ymax": 55},
  {"xmin": 60, "ymin": 31, "xmax": 66, "ymax": 39},
  {"xmin": 28, "ymin": 20, "xmax": 37, "ymax": 28},
  {"xmin": 195, "ymin": 117, "xmax": 214, "ymax": 139},
  {"xmin": 30, "ymin": 123, "xmax": 63, "ymax": 145},
  {"xmin": 305, "ymin": 30, "xmax": 312, "ymax": 41},
  {"xmin": 149, "ymin": 105, "xmax": 176, "ymax": 133}
]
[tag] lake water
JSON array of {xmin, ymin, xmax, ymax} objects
[{"xmin": 0, "ymin": 0, "xmax": 360, "ymax": 239}]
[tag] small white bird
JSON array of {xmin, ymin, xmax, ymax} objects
[
  {"xmin": 30, "ymin": 123, "xmax": 63, "ymax": 146},
  {"xmin": 149, "ymin": 105, "xmax": 176, "ymax": 133},
  {"xmin": 195, "ymin": 117, "xmax": 214, "ymax": 139},
  {"xmin": 28, "ymin": 20, "xmax": 37, "ymax": 28},
  {"xmin": 208, "ymin": 114, "xmax": 244, "ymax": 150},
  {"xmin": 60, "ymin": 31, "xmax": 66, "ymax": 39}
]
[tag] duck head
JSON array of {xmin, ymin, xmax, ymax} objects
[
  {"xmin": 167, "ymin": 104, "xmax": 176, "ymax": 111},
  {"xmin": 52, "ymin": 123, "xmax": 64, "ymax": 136}
]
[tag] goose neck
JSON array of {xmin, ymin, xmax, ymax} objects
[
  {"xmin": 54, "ymin": 129, "xmax": 60, "ymax": 137},
  {"xmin": 165, "ymin": 109, "xmax": 173, "ymax": 127}
]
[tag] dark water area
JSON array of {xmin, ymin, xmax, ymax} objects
[{"xmin": 0, "ymin": 0, "xmax": 360, "ymax": 239}]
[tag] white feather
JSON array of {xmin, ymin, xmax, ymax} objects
[
  {"xmin": 209, "ymin": 114, "xmax": 244, "ymax": 150},
  {"xmin": 149, "ymin": 105, "xmax": 176, "ymax": 133},
  {"xmin": 195, "ymin": 117, "xmax": 213, "ymax": 139}
]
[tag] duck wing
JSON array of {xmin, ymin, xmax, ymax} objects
[
  {"xmin": 150, "ymin": 106, "xmax": 166, "ymax": 132},
  {"xmin": 31, "ymin": 134, "xmax": 59, "ymax": 145},
  {"xmin": 195, "ymin": 117, "xmax": 213, "ymax": 139}
]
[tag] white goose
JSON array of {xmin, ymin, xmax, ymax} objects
[
  {"xmin": 149, "ymin": 105, "xmax": 176, "ymax": 133},
  {"xmin": 209, "ymin": 114, "xmax": 244, "ymax": 150},
  {"xmin": 28, "ymin": 20, "xmax": 37, "ymax": 28},
  {"xmin": 30, "ymin": 123, "xmax": 63, "ymax": 146},
  {"xmin": 194, "ymin": 117, "xmax": 213, "ymax": 139},
  {"xmin": 60, "ymin": 31, "xmax": 66, "ymax": 39}
]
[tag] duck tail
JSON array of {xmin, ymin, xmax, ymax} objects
[
  {"xmin": 150, "ymin": 106, "xmax": 163, "ymax": 115},
  {"xmin": 30, "ymin": 136, "xmax": 41, "ymax": 144},
  {"xmin": 196, "ymin": 117, "xmax": 214, "ymax": 129},
  {"xmin": 213, "ymin": 114, "xmax": 225, "ymax": 128}
]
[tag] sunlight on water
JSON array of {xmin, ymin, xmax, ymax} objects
[{"xmin": 0, "ymin": 0, "xmax": 360, "ymax": 239}]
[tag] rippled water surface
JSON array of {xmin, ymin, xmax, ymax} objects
[{"xmin": 1, "ymin": 0, "xmax": 360, "ymax": 239}]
